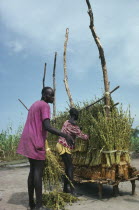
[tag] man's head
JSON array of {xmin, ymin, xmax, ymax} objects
[
  {"xmin": 69, "ymin": 108, "xmax": 79, "ymax": 120},
  {"xmin": 41, "ymin": 87, "xmax": 54, "ymax": 103}
]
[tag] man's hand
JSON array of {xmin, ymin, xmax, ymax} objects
[{"xmin": 65, "ymin": 135, "xmax": 74, "ymax": 147}]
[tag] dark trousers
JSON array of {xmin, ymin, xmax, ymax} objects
[
  {"xmin": 61, "ymin": 153, "xmax": 74, "ymax": 193},
  {"xmin": 28, "ymin": 158, "xmax": 45, "ymax": 208}
]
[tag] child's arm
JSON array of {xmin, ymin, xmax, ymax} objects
[{"xmin": 68, "ymin": 124, "xmax": 89, "ymax": 140}]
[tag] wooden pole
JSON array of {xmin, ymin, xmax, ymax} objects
[
  {"xmin": 131, "ymin": 180, "xmax": 136, "ymax": 195},
  {"xmin": 98, "ymin": 183, "xmax": 103, "ymax": 199},
  {"xmin": 18, "ymin": 99, "xmax": 29, "ymax": 111},
  {"xmin": 80, "ymin": 86, "xmax": 120, "ymax": 111},
  {"xmin": 43, "ymin": 63, "xmax": 47, "ymax": 88},
  {"xmin": 111, "ymin": 102, "xmax": 119, "ymax": 110},
  {"xmin": 53, "ymin": 52, "xmax": 57, "ymax": 120},
  {"xmin": 63, "ymin": 28, "xmax": 74, "ymax": 108},
  {"xmin": 86, "ymin": 0, "xmax": 110, "ymax": 117}
]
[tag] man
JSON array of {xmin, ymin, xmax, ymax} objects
[{"xmin": 17, "ymin": 87, "xmax": 73, "ymax": 210}]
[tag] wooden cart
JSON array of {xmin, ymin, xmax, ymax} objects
[{"xmin": 73, "ymin": 163, "xmax": 139, "ymax": 199}]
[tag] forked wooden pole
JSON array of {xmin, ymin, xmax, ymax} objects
[{"xmin": 86, "ymin": 0, "xmax": 110, "ymax": 117}]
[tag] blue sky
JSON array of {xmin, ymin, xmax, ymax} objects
[{"xmin": 0, "ymin": 0, "xmax": 139, "ymax": 132}]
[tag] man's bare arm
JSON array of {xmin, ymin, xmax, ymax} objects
[{"xmin": 43, "ymin": 119, "xmax": 74, "ymax": 147}]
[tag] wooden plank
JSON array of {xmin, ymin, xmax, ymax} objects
[{"xmin": 127, "ymin": 177, "xmax": 138, "ymax": 181}]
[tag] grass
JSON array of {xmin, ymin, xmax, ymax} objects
[{"xmin": 0, "ymin": 124, "xmax": 25, "ymax": 161}]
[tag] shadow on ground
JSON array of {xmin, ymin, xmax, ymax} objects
[
  {"xmin": 75, "ymin": 182, "xmax": 133, "ymax": 200},
  {"xmin": 124, "ymin": 198, "xmax": 139, "ymax": 203},
  {"xmin": 8, "ymin": 192, "xmax": 28, "ymax": 208},
  {"xmin": 6, "ymin": 182, "xmax": 137, "ymax": 208}
]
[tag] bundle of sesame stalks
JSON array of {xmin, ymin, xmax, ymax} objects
[
  {"xmin": 42, "ymin": 191, "xmax": 79, "ymax": 210},
  {"xmin": 46, "ymin": 101, "xmax": 134, "ymax": 182},
  {"xmin": 86, "ymin": 106, "xmax": 133, "ymax": 167},
  {"xmin": 43, "ymin": 141, "xmax": 74, "ymax": 191},
  {"xmin": 47, "ymin": 101, "xmax": 133, "ymax": 169},
  {"xmin": 43, "ymin": 141, "xmax": 78, "ymax": 210},
  {"xmin": 43, "ymin": 141, "xmax": 64, "ymax": 191}
]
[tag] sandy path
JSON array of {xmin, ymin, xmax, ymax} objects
[{"xmin": 0, "ymin": 159, "xmax": 139, "ymax": 210}]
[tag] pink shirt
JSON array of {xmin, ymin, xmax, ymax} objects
[
  {"xmin": 58, "ymin": 120, "xmax": 88, "ymax": 149},
  {"xmin": 17, "ymin": 100, "xmax": 50, "ymax": 160}
]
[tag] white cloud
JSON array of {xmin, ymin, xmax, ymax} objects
[
  {"xmin": 6, "ymin": 40, "xmax": 25, "ymax": 53},
  {"xmin": 0, "ymin": 0, "xmax": 139, "ymax": 84}
]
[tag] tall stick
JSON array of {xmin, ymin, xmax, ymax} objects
[
  {"xmin": 63, "ymin": 28, "xmax": 74, "ymax": 108},
  {"xmin": 81, "ymin": 86, "xmax": 120, "ymax": 111},
  {"xmin": 53, "ymin": 52, "xmax": 57, "ymax": 119},
  {"xmin": 43, "ymin": 63, "xmax": 47, "ymax": 88},
  {"xmin": 18, "ymin": 99, "xmax": 29, "ymax": 111},
  {"xmin": 86, "ymin": 0, "xmax": 110, "ymax": 117}
]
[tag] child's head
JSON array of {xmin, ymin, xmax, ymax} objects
[{"xmin": 69, "ymin": 108, "xmax": 79, "ymax": 120}]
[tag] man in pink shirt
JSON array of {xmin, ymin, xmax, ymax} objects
[{"xmin": 17, "ymin": 87, "xmax": 73, "ymax": 210}]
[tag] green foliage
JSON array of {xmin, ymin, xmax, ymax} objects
[
  {"xmin": 131, "ymin": 137, "xmax": 139, "ymax": 153},
  {"xmin": 130, "ymin": 127, "xmax": 139, "ymax": 153},
  {"xmin": 0, "ymin": 124, "xmax": 24, "ymax": 161},
  {"xmin": 48, "ymin": 101, "xmax": 133, "ymax": 167},
  {"xmin": 42, "ymin": 191, "xmax": 79, "ymax": 210}
]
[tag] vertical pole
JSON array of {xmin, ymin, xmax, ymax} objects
[
  {"xmin": 86, "ymin": 0, "xmax": 110, "ymax": 117},
  {"xmin": 63, "ymin": 28, "xmax": 74, "ymax": 108},
  {"xmin": 113, "ymin": 184, "xmax": 119, "ymax": 197},
  {"xmin": 131, "ymin": 180, "xmax": 136, "ymax": 195},
  {"xmin": 53, "ymin": 52, "xmax": 57, "ymax": 120},
  {"xmin": 43, "ymin": 63, "xmax": 47, "ymax": 88},
  {"xmin": 98, "ymin": 183, "xmax": 103, "ymax": 199}
]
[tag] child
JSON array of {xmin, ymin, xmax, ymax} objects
[{"xmin": 56, "ymin": 108, "xmax": 89, "ymax": 194}]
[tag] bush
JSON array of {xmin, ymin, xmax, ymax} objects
[
  {"xmin": 0, "ymin": 124, "xmax": 24, "ymax": 161},
  {"xmin": 131, "ymin": 137, "xmax": 139, "ymax": 153}
]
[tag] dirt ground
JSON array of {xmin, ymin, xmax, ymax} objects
[{"xmin": 0, "ymin": 159, "xmax": 139, "ymax": 210}]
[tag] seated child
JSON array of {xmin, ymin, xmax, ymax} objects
[{"xmin": 56, "ymin": 108, "xmax": 89, "ymax": 194}]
